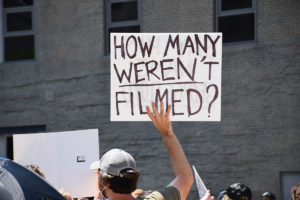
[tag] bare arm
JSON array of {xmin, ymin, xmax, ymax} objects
[{"xmin": 146, "ymin": 101, "xmax": 194, "ymax": 200}]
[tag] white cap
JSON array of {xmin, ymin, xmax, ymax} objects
[
  {"xmin": 90, "ymin": 148, "xmax": 136, "ymax": 176},
  {"xmin": 89, "ymin": 160, "xmax": 100, "ymax": 170}
]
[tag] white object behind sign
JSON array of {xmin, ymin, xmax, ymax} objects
[{"xmin": 13, "ymin": 129, "xmax": 99, "ymax": 198}]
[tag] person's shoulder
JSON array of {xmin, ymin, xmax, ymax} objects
[{"xmin": 143, "ymin": 186, "xmax": 180, "ymax": 200}]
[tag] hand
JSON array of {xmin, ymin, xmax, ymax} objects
[
  {"xmin": 59, "ymin": 188, "xmax": 72, "ymax": 200},
  {"xmin": 146, "ymin": 101, "xmax": 173, "ymax": 136},
  {"xmin": 201, "ymin": 190, "xmax": 214, "ymax": 200},
  {"xmin": 147, "ymin": 101, "xmax": 194, "ymax": 200}
]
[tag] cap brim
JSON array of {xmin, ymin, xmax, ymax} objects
[{"xmin": 89, "ymin": 160, "xmax": 100, "ymax": 170}]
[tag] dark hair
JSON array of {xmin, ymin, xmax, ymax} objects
[
  {"xmin": 226, "ymin": 183, "xmax": 252, "ymax": 200},
  {"xmin": 25, "ymin": 164, "xmax": 45, "ymax": 178},
  {"xmin": 262, "ymin": 192, "xmax": 276, "ymax": 200},
  {"xmin": 291, "ymin": 183, "xmax": 300, "ymax": 200},
  {"xmin": 98, "ymin": 168, "xmax": 140, "ymax": 194}
]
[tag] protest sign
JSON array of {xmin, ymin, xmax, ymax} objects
[
  {"xmin": 111, "ymin": 33, "xmax": 222, "ymax": 121},
  {"xmin": 13, "ymin": 129, "xmax": 99, "ymax": 198}
]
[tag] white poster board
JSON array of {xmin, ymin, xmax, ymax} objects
[
  {"xmin": 193, "ymin": 165, "xmax": 208, "ymax": 199},
  {"xmin": 13, "ymin": 129, "xmax": 99, "ymax": 198},
  {"xmin": 111, "ymin": 33, "xmax": 222, "ymax": 121}
]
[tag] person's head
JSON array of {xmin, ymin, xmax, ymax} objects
[
  {"xmin": 291, "ymin": 183, "xmax": 300, "ymax": 200},
  {"xmin": 262, "ymin": 192, "xmax": 276, "ymax": 200},
  {"xmin": 25, "ymin": 164, "xmax": 45, "ymax": 178},
  {"xmin": 224, "ymin": 183, "xmax": 251, "ymax": 200},
  {"xmin": 97, "ymin": 148, "xmax": 140, "ymax": 198},
  {"xmin": 218, "ymin": 190, "xmax": 227, "ymax": 200}
]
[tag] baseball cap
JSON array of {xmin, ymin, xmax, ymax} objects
[
  {"xmin": 226, "ymin": 183, "xmax": 252, "ymax": 200},
  {"xmin": 262, "ymin": 192, "xmax": 276, "ymax": 200},
  {"xmin": 89, "ymin": 160, "xmax": 100, "ymax": 170},
  {"xmin": 91, "ymin": 148, "xmax": 136, "ymax": 176}
]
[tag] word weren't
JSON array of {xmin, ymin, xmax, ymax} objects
[{"xmin": 114, "ymin": 57, "xmax": 219, "ymax": 84}]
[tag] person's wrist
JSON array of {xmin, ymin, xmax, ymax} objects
[
  {"xmin": 162, "ymin": 131, "xmax": 175, "ymax": 139},
  {"xmin": 164, "ymin": 129, "xmax": 174, "ymax": 135}
]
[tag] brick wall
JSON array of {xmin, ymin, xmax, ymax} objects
[{"xmin": 0, "ymin": 0, "xmax": 299, "ymax": 199}]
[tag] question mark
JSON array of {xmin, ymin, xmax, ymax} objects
[{"xmin": 206, "ymin": 84, "xmax": 218, "ymax": 118}]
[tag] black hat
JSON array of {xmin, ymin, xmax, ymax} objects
[
  {"xmin": 262, "ymin": 192, "xmax": 276, "ymax": 200},
  {"xmin": 226, "ymin": 183, "xmax": 252, "ymax": 200}
]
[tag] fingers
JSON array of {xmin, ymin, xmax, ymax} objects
[
  {"xmin": 147, "ymin": 101, "xmax": 170, "ymax": 120},
  {"xmin": 166, "ymin": 104, "xmax": 171, "ymax": 117},
  {"xmin": 151, "ymin": 102, "xmax": 159, "ymax": 117},
  {"xmin": 160, "ymin": 101, "xmax": 164, "ymax": 117},
  {"xmin": 207, "ymin": 193, "xmax": 211, "ymax": 200},
  {"xmin": 146, "ymin": 105, "xmax": 155, "ymax": 121}
]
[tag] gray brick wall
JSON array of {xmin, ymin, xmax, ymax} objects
[
  {"xmin": 258, "ymin": 0, "xmax": 300, "ymax": 41},
  {"xmin": 0, "ymin": 0, "xmax": 299, "ymax": 199}
]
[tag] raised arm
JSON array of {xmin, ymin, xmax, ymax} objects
[{"xmin": 146, "ymin": 101, "xmax": 194, "ymax": 200}]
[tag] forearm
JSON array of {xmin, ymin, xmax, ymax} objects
[
  {"xmin": 163, "ymin": 131, "xmax": 194, "ymax": 199},
  {"xmin": 146, "ymin": 102, "xmax": 194, "ymax": 199},
  {"xmin": 163, "ymin": 132, "xmax": 192, "ymax": 178}
]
